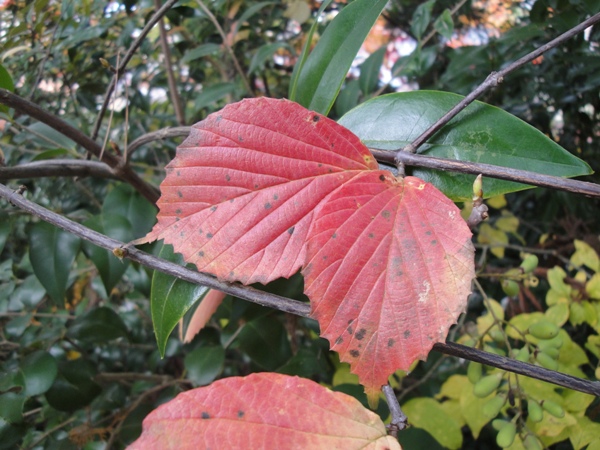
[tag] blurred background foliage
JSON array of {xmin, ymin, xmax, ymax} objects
[{"xmin": 0, "ymin": 0, "xmax": 599, "ymax": 448}]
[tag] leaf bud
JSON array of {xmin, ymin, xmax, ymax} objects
[
  {"xmin": 501, "ymin": 279, "xmax": 520, "ymax": 297},
  {"xmin": 541, "ymin": 400, "xmax": 565, "ymax": 418},
  {"xmin": 467, "ymin": 361, "xmax": 483, "ymax": 384},
  {"xmin": 496, "ymin": 421, "xmax": 517, "ymax": 448},
  {"xmin": 473, "ymin": 372, "xmax": 503, "ymax": 398},
  {"xmin": 527, "ymin": 400, "xmax": 543, "ymax": 423},
  {"xmin": 520, "ymin": 254, "xmax": 539, "ymax": 273},
  {"xmin": 528, "ymin": 321, "xmax": 559, "ymax": 340},
  {"xmin": 512, "ymin": 347, "xmax": 530, "ymax": 363},
  {"xmin": 472, "ymin": 174, "xmax": 483, "ymax": 200},
  {"xmin": 523, "ymin": 434, "xmax": 543, "ymax": 450},
  {"xmin": 483, "ymin": 394, "xmax": 506, "ymax": 419},
  {"xmin": 535, "ymin": 351, "xmax": 559, "ymax": 370}
]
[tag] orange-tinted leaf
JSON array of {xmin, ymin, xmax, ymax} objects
[
  {"xmin": 183, "ymin": 289, "xmax": 226, "ymax": 343},
  {"xmin": 141, "ymin": 97, "xmax": 377, "ymax": 284},
  {"xmin": 304, "ymin": 173, "xmax": 474, "ymax": 402},
  {"xmin": 128, "ymin": 373, "xmax": 401, "ymax": 450}
]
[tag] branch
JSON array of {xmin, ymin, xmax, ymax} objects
[
  {"xmin": 383, "ymin": 384, "xmax": 407, "ymax": 437},
  {"xmin": 0, "ymin": 89, "xmax": 159, "ymax": 203},
  {"xmin": 372, "ymin": 149, "xmax": 600, "ymax": 198},
  {"xmin": 154, "ymin": 0, "xmax": 186, "ymax": 126},
  {"xmin": 127, "ymin": 126, "xmax": 191, "ymax": 161},
  {"xmin": 1, "ymin": 182, "xmax": 599, "ymax": 397},
  {"xmin": 401, "ymin": 11, "xmax": 600, "ymax": 154},
  {"xmin": 0, "ymin": 160, "xmax": 118, "ymax": 181},
  {"xmin": 91, "ymin": 0, "xmax": 180, "ymax": 141}
]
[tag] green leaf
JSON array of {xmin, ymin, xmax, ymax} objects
[
  {"xmin": 292, "ymin": 0, "xmax": 388, "ymax": 114},
  {"xmin": 335, "ymin": 79, "xmax": 361, "ymax": 117},
  {"xmin": 20, "ymin": 351, "xmax": 58, "ymax": 396},
  {"xmin": 28, "ymin": 221, "xmax": 80, "ymax": 305},
  {"xmin": 289, "ymin": 0, "xmax": 333, "ymax": 102},
  {"xmin": 233, "ymin": 1, "xmax": 276, "ymax": 37},
  {"xmin": 433, "ymin": 9, "xmax": 453, "ymax": 40},
  {"xmin": 0, "ymin": 64, "xmax": 14, "ymax": 114},
  {"xmin": 403, "ymin": 397, "xmax": 463, "ymax": 449},
  {"xmin": 411, "ymin": 0, "xmax": 435, "ymax": 40},
  {"xmin": 0, "ymin": 393, "xmax": 25, "ymax": 424},
  {"xmin": 8, "ymin": 275, "xmax": 45, "ymax": 310},
  {"xmin": 102, "ymin": 184, "xmax": 157, "ymax": 240},
  {"xmin": 359, "ymin": 46, "xmax": 386, "ymax": 96},
  {"xmin": 82, "ymin": 214, "xmax": 133, "ymax": 293},
  {"xmin": 30, "ymin": 148, "xmax": 69, "ymax": 161},
  {"xmin": 249, "ymin": 42, "xmax": 292, "ymax": 75},
  {"xmin": 194, "ymin": 83, "xmax": 237, "ymax": 114},
  {"xmin": 184, "ymin": 345, "xmax": 225, "ymax": 386},
  {"xmin": 181, "ymin": 43, "xmax": 221, "ymax": 64},
  {"xmin": 391, "ymin": 46, "xmax": 437, "ymax": 79},
  {"xmin": 236, "ymin": 316, "xmax": 292, "ymax": 371},
  {"xmin": 27, "ymin": 122, "xmax": 77, "ymax": 150},
  {"xmin": 67, "ymin": 306, "xmax": 129, "ymax": 344},
  {"xmin": 151, "ymin": 243, "xmax": 210, "ymax": 357},
  {"xmin": 0, "ymin": 213, "xmax": 10, "ymax": 255},
  {"xmin": 45, "ymin": 360, "xmax": 102, "ymax": 412},
  {"xmin": 339, "ymin": 91, "xmax": 592, "ymax": 201}
]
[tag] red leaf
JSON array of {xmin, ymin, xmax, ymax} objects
[
  {"xmin": 304, "ymin": 172, "xmax": 474, "ymax": 402},
  {"xmin": 183, "ymin": 289, "xmax": 226, "ymax": 343},
  {"xmin": 142, "ymin": 98, "xmax": 377, "ymax": 284},
  {"xmin": 128, "ymin": 373, "xmax": 401, "ymax": 450}
]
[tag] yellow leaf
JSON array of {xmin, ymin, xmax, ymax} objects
[
  {"xmin": 403, "ymin": 398, "xmax": 463, "ymax": 449},
  {"xmin": 486, "ymin": 195, "xmax": 507, "ymax": 209},
  {"xmin": 586, "ymin": 273, "xmax": 600, "ymax": 299},
  {"xmin": 545, "ymin": 303, "xmax": 570, "ymax": 327},
  {"xmin": 496, "ymin": 212, "xmax": 519, "ymax": 233},
  {"xmin": 478, "ymin": 223, "xmax": 508, "ymax": 258},
  {"xmin": 571, "ymin": 240, "xmax": 600, "ymax": 272}
]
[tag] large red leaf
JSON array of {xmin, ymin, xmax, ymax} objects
[
  {"xmin": 141, "ymin": 97, "xmax": 377, "ymax": 284},
  {"xmin": 128, "ymin": 373, "xmax": 401, "ymax": 450},
  {"xmin": 304, "ymin": 172, "xmax": 474, "ymax": 402},
  {"xmin": 142, "ymin": 97, "xmax": 475, "ymax": 401}
]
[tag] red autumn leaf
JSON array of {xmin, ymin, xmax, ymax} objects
[
  {"xmin": 141, "ymin": 97, "xmax": 475, "ymax": 400},
  {"xmin": 141, "ymin": 97, "xmax": 377, "ymax": 284},
  {"xmin": 305, "ymin": 172, "xmax": 474, "ymax": 402},
  {"xmin": 128, "ymin": 373, "xmax": 401, "ymax": 450}
]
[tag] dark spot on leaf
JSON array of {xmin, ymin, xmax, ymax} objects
[
  {"xmin": 392, "ymin": 256, "xmax": 402, "ymax": 267},
  {"xmin": 368, "ymin": 233, "xmax": 374, "ymax": 238},
  {"xmin": 379, "ymin": 174, "xmax": 385, "ymax": 181},
  {"xmin": 426, "ymin": 231, "xmax": 432, "ymax": 236},
  {"xmin": 312, "ymin": 115, "xmax": 320, "ymax": 122},
  {"xmin": 347, "ymin": 319, "xmax": 354, "ymax": 325},
  {"xmin": 330, "ymin": 143, "xmax": 334, "ymax": 148},
  {"xmin": 210, "ymin": 206, "xmax": 217, "ymax": 212},
  {"xmin": 237, "ymin": 410, "xmax": 244, "ymax": 418},
  {"xmin": 202, "ymin": 412, "xmax": 210, "ymax": 419},
  {"xmin": 177, "ymin": 191, "xmax": 183, "ymax": 198},
  {"xmin": 198, "ymin": 229, "xmax": 203, "ymax": 234},
  {"xmin": 328, "ymin": 169, "xmax": 333, "ymax": 173},
  {"xmin": 230, "ymin": 271, "xmax": 234, "ymax": 277},
  {"xmin": 397, "ymin": 270, "xmax": 403, "ymax": 277},
  {"xmin": 265, "ymin": 202, "xmax": 272, "ymax": 209},
  {"xmin": 273, "ymin": 194, "xmax": 278, "ymax": 200},
  {"xmin": 318, "ymin": 163, "xmax": 322, "ymax": 167},
  {"xmin": 225, "ymin": 174, "xmax": 231, "ymax": 182},
  {"xmin": 347, "ymin": 326, "xmax": 353, "ymax": 335},
  {"xmin": 287, "ymin": 226, "xmax": 294, "ymax": 235},
  {"xmin": 175, "ymin": 217, "xmax": 180, "ymax": 222},
  {"xmin": 356, "ymin": 328, "xmax": 366, "ymax": 340},
  {"xmin": 230, "ymin": 199, "xmax": 235, "ymax": 203},
  {"xmin": 238, "ymin": 135, "xmax": 244, "ymax": 141},
  {"xmin": 198, "ymin": 251, "xmax": 204, "ymax": 257},
  {"xmin": 322, "ymin": 255, "xmax": 328, "ymax": 260},
  {"xmin": 431, "ymin": 240, "xmax": 437, "ymax": 245},
  {"xmin": 254, "ymin": 184, "xmax": 259, "ymax": 189},
  {"xmin": 388, "ymin": 339, "xmax": 395, "ymax": 348},
  {"xmin": 382, "ymin": 210, "xmax": 391, "ymax": 219},
  {"xmin": 404, "ymin": 330, "xmax": 410, "ymax": 338},
  {"xmin": 335, "ymin": 336, "xmax": 343, "ymax": 345},
  {"xmin": 332, "ymin": 233, "xmax": 337, "ymax": 239},
  {"xmin": 175, "ymin": 208, "xmax": 182, "ymax": 215},
  {"xmin": 206, "ymin": 233, "xmax": 213, "ymax": 239},
  {"xmin": 176, "ymin": 170, "xmax": 181, "ymax": 177},
  {"xmin": 349, "ymin": 349, "xmax": 360, "ymax": 358},
  {"xmin": 180, "ymin": 232, "xmax": 185, "ymax": 237}
]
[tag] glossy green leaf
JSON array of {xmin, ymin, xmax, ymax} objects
[
  {"xmin": 67, "ymin": 306, "xmax": 129, "ymax": 344},
  {"xmin": 434, "ymin": 9, "xmax": 454, "ymax": 40},
  {"xmin": 359, "ymin": 46, "xmax": 386, "ymax": 96},
  {"xmin": 45, "ymin": 360, "xmax": 102, "ymax": 412},
  {"xmin": 181, "ymin": 43, "xmax": 221, "ymax": 64},
  {"xmin": 0, "ymin": 213, "xmax": 10, "ymax": 255},
  {"xmin": 28, "ymin": 221, "xmax": 80, "ymax": 305},
  {"xmin": 335, "ymin": 79, "xmax": 361, "ymax": 117},
  {"xmin": 248, "ymin": 42, "xmax": 293, "ymax": 75},
  {"xmin": 82, "ymin": 214, "xmax": 132, "ymax": 293},
  {"xmin": 30, "ymin": 148, "xmax": 69, "ymax": 161},
  {"xmin": 0, "ymin": 393, "xmax": 25, "ymax": 424},
  {"xmin": 27, "ymin": 122, "xmax": 77, "ymax": 150},
  {"xmin": 411, "ymin": 0, "xmax": 435, "ymax": 40},
  {"xmin": 102, "ymin": 184, "xmax": 156, "ymax": 240},
  {"xmin": 20, "ymin": 351, "xmax": 58, "ymax": 396},
  {"xmin": 403, "ymin": 397, "xmax": 463, "ymax": 449},
  {"xmin": 194, "ymin": 83, "xmax": 237, "ymax": 113},
  {"xmin": 292, "ymin": 0, "xmax": 388, "ymax": 114},
  {"xmin": 339, "ymin": 91, "xmax": 592, "ymax": 200},
  {"xmin": 151, "ymin": 243, "xmax": 210, "ymax": 357},
  {"xmin": 236, "ymin": 316, "xmax": 292, "ymax": 371},
  {"xmin": 0, "ymin": 64, "xmax": 14, "ymax": 114},
  {"xmin": 8, "ymin": 275, "xmax": 45, "ymax": 310},
  {"xmin": 392, "ymin": 47, "xmax": 437, "ymax": 79},
  {"xmin": 184, "ymin": 345, "xmax": 225, "ymax": 386},
  {"xmin": 288, "ymin": 0, "xmax": 332, "ymax": 102}
]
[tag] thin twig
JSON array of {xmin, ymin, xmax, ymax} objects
[
  {"xmin": 154, "ymin": 0, "xmax": 186, "ymax": 125},
  {"xmin": 372, "ymin": 149, "xmax": 600, "ymax": 198},
  {"xmin": 0, "ymin": 160, "xmax": 118, "ymax": 181},
  {"xmin": 127, "ymin": 126, "xmax": 191, "ymax": 162},
  {"xmin": 1, "ymin": 182, "xmax": 599, "ymax": 397},
  {"xmin": 400, "ymin": 11, "xmax": 600, "ymax": 154},
  {"xmin": 382, "ymin": 384, "xmax": 408, "ymax": 437},
  {"xmin": 91, "ymin": 0, "xmax": 180, "ymax": 141},
  {"xmin": 194, "ymin": 0, "xmax": 253, "ymax": 96},
  {"xmin": 24, "ymin": 417, "xmax": 76, "ymax": 450},
  {"xmin": 0, "ymin": 89, "xmax": 159, "ymax": 203}
]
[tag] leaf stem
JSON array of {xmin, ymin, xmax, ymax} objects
[
  {"xmin": 399, "ymin": 11, "xmax": 600, "ymax": 154},
  {"xmin": 382, "ymin": 384, "xmax": 407, "ymax": 437},
  {"xmin": 2, "ymin": 182, "xmax": 599, "ymax": 397}
]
